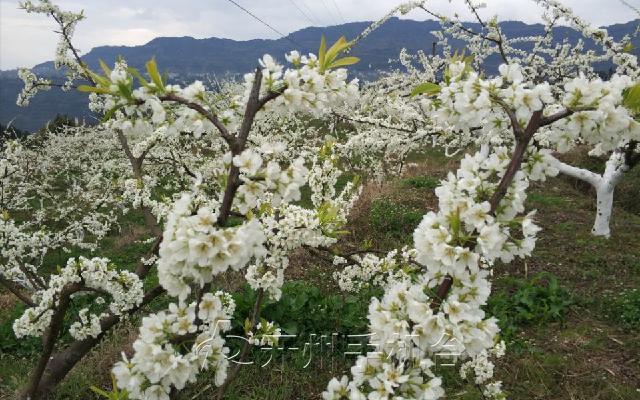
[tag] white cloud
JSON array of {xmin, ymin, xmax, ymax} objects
[{"xmin": 0, "ymin": 0, "xmax": 637, "ymax": 69}]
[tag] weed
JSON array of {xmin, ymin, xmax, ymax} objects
[
  {"xmin": 232, "ymin": 281, "xmax": 379, "ymax": 350},
  {"xmin": 401, "ymin": 175, "xmax": 439, "ymax": 190},
  {"xmin": 487, "ymin": 272, "xmax": 572, "ymax": 344},
  {"xmin": 604, "ymin": 288, "xmax": 640, "ymax": 329},
  {"xmin": 369, "ymin": 198, "xmax": 424, "ymax": 237}
]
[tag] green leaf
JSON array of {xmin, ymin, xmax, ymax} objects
[
  {"xmin": 282, "ymin": 322, "xmax": 298, "ymax": 335},
  {"xmin": 90, "ymin": 386, "xmax": 110, "ymax": 397},
  {"xmin": 87, "ymin": 70, "xmax": 111, "ymax": 88},
  {"xmin": 127, "ymin": 67, "xmax": 149, "ymax": 87},
  {"xmin": 145, "ymin": 57, "xmax": 164, "ymax": 91},
  {"xmin": 411, "ymin": 82, "xmax": 441, "ymax": 97},
  {"xmin": 77, "ymin": 85, "xmax": 110, "ymax": 94},
  {"xmin": 102, "ymin": 104, "xmax": 124, "ymax": 122},
  {"xmin": 98, "ymin": 59, "xmax": 112, "ymax": 78},
  {"xmin": 318, "ymin": 35, "xmax": 327, "ymax": 69},
  {"xmin": 324, "ymin": 36, "xmax": 349, "ymax": 66},
  {"xmin": 318, "ymin": 36, "xmax": 357, "ymax": 72},
  {"xmin": 328, "ymin": 56, "xmax": 360, "ymax": 69},
  {"xmin": 624, "ymin": 42, "xmax": 634, "ymax": 53},
  {"xmin": 117, "ymin": 82, "xmax": 133, "ymax": 101},
  {"xmin": 623, "ymin": 82, "xmax": 640, "ymax": 113}
]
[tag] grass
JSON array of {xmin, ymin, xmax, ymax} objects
[{"xmin": 1, "ymin": 148, "xmax": 639, "ymax": 399}]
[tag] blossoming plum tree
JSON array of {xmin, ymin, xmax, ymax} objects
[
  {"xmin": 325, "ymin": 1, "xmax": 640, "ymax": 398},
  {"xmin": 7, "ymin": 1, "xmax": 365, "ymax": 399},
  {"xmin": 335, "ymin": 0, "xmax": 640, "ymax": 236}
]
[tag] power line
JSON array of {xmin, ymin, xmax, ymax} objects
[
  {"xmin": 319, "ymin": 0, "xmax": 340, "ymax": 26},
  {"xmin": 330, "ymin": 0, "xmax": 346, "ymax": 24},
  {"xmin": 288, "ymin": 0, "xmax": 316, "ymax": 26},
  {"xmin": 299, "ymin": 0, "xmax": 322, "ymax": 26},
  {"xmin": 224, "ymin": 0, "xmax": 302, "ymax": 47}
]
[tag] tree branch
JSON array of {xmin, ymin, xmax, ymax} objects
[
  {"xmin": 0, "ymin": 276, "xmax": 35, "ymax": 306},
  {"xmin": 159, "ymin": 93, "xmax": 232, "ymax": 143}
]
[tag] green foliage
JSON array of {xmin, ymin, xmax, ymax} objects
[
  {"xmin": 0, "ymin": 303, "xmax": 41, "ymax": 356},
  {"xmin": 144, "ymin": 58, "xmax": 165, "ymax": 91},
  {"xmin": 487, "ymin": 272, "xmax": 573, "ymax": 343},
  {"xmin": 401, "ymin": 175, "xmax": 439, "ymax": 190},
  {"xmin": 527, "ymin": 192, "xmax": 568, "ymax": 208},
  {"xmin": 410, "ymin": 82, "xmax": 440, "ymax": 97},
  {"xmin": 78, "ymin": 57, "xmax": 167, "ymax": 122},
  {"xmin": 606, "ymin": 288, "xmax": 640, "ymax": 329},
  {"xmin": 232, "ymin": 281, "xmax": 378, "ymax": 348},
  {"xmin": 369, "ymin": 198, "xmax": 424, "ymax": 236},
  {"xmin": 622, "ymin": 81, "xmax": 640, "ymax": 115},
  {"xmin": 317, "ymin": 36, "xmax": 359, "ymax": 73},
  {"xmin": 90, "ymin": 374, "xmax": 129, "ymax": 399},
  {"xmin": 444, "ymin": 51, "xmax": 474, "ymax": 84}
]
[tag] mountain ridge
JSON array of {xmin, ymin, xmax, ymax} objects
[{"xmin": 2, "ymin": 17, "xmax": 639, "ymax": 131}]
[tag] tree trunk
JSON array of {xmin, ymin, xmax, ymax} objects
[
  {"xmin": 22, "ymin": 285, "xmax": 164, "ymax": 399},
  {"xmin": 591, "ymin": 151, "xmax": 627, "ymax": 237},
  {"xmin": 551, "ymin": 149, "xmax": 629, "ymax": 238}
]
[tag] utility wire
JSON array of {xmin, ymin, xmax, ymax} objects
[
  {"xmin": 319, "ymin": 0, "xmax": 340, "ymax": 26},
  {"xmin": 224, "ymin": 0, "xmax": 302, "ymax": 47},
  {"xmin": 288, "ymin": 0, "xmax": 316, "ymax": 25},
  {"xmin": 330, "ymin": 0, "xmax": 347, "ymax": 24},
  {"xmin": 299, "ymin": 0, "xmax": 322, "ymax": 26}
]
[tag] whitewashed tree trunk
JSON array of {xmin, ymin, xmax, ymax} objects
[
  {"xmin": 551, "ymin": 149, "xmax": 630, "ymax": 238},
  {"xmin": 592, "ymin": 151, "xmax": 628, "ymax": 237}
]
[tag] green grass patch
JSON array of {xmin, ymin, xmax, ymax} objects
[
  {"xmin": 232, "ymin": 281, "xmax": 378, "ymax": 348},
  {"xmin": 602, "ymin": 288, "xmax": 640, "ymax": 329},
  {"xmin": 400, "ymin": 175, "xmax": 439, "ymax": 190},
  {"xmin": 527, "ymin": 192, "xmax": 569, "ymax": 208},
  {"xmin": 488, "ymin": 273, "xmax": 572, "ymax": 346},
  {"xmin": 369, "ymin": 198, "xmax": 424, "ymax": 237}
]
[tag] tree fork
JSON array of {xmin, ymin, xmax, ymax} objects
[{"xmin": 431, "ymin": 110, "xmax": 543, "ymax": 311}]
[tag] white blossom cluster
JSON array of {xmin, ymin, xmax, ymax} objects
[
  {"xmin": 16, "ymin": 68, "xmax": 52, "ymax": 106},
  {"xmin": 246, "ymin": 52, "xmax": 360, "ymax": 116},
  {"xmin": 18, "ymin": 0, "xmax": 86, "ymax": 97},
  {"xmin": 550, "ymin": 74, "xmax": 640, "ymax": 154},
  {"xmin": 81, "ymin": 47, "xmax": 360, "ymax": 146},
  {"xmin": 112, "ymin": 291, "xmax": 235, "ymax": 400},
  {"xmin": 325, "ymin": 145, "xmax": 543, "ymax": 398},
  {"xmin": 246, "ymin": 152, "xmax": 361, "ymax": 300},
  {"xmin": 429, "ymin": 61, "xmax": 639, "ymax": 157},
  {"xmin": 247, "ymin": 319, "xmax": 282, "ymax": 347},
  {"xmin": 324, "ymin": 273, "xmax": 501, "ymax": 399},
  {"xmin": 246, "ymin": 204, "xmax": 327, "ymax": 300},
  {"xmin": 0, "ymin": 127, "xmax": 128, "ymax": 288},
  {"xmin": 459, "ymin": 343, "xmax": 507, "ymax": 399},
  {"xmin": 333, "ymin": 247, "xmax": 421, "ymax": 293},
  {"xmin": 157, "ymin": 193, "xmax": 266, "ymax": 301},
  {"xmin": 230, "ymin": 147, "xmax": 309, "ymax": 213},
  {"xmin": 414, "ymin": 148, "xmax": 551, "ymax": 268},
  {"xmin": 13, "ymin": 257, "xmax": 143, "ymax": 340}
]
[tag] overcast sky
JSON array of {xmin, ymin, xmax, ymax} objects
[{"xmin": 0, "ymin": 0, "xmax": 638, "ymax": 70}]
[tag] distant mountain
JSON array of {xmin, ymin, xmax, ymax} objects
[{"xmin": 1, "ymin": 17, "xmax": 639, "ymax": 132}]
